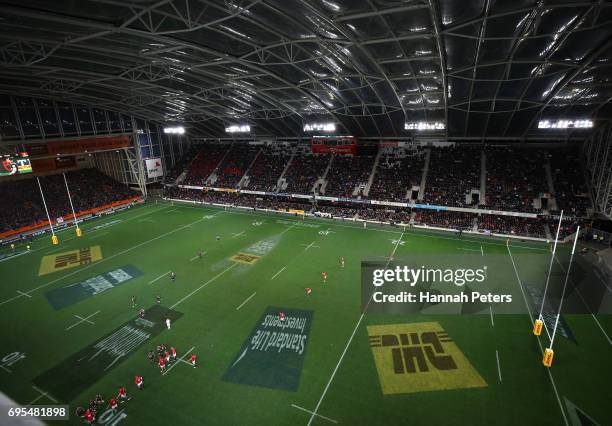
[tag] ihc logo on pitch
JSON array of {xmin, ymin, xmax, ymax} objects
[{"xmin": 367, "ymin": 322, "xmax": 487, "ymax": 395}]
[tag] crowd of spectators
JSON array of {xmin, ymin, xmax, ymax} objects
[
  {"xmin": 478, "ymin": 215, "xmax": 546, "ymax": 238},
  {"xmin": 324, "ymin": 154, "xmax": 375, "ymax": 197},
  {"xmin": 162, "ymin": 146, "xmax": 199, "ymax": 184},
  {"xmin": 424, "ymin": 146, "xmax": 480, "ymax": 207},
  {"xmin": 182, "ymin": 144, "xmax": 228, "ymax": 186},
  {"xmin": 485, "ymin": 147, "xmax": 548, "ymax": 212},
  {"xmin": 357, "ymin": 207, "xmax": 410, "ymax": 223},
  {"xmin": 214, "ymin": 145, "xmax": 261, "ymax": 188},
  {"xmin": 245, "ymin": 145, "xmax": 292, "ymax": 192},
  {"xmin": 549, "ymin": 148, "xmax": 591, "ymax": 217},
  {"xmin": 314, "ymin": 204, "xmax": 358, "ymax": 218},
  {"xmin": 413, "ymin": 210, "xmax": 474, "ymax": 230},
  {"xmin": 0, "ymin": 168, "xmax": 135, "ymax": 233},
  {"xmin": 284, "ymin": 151, "xmax": 330, "ymax": 194},
  {"xmin": 368, "ymin": 147, "xmax": 424, "ymax": 202}
]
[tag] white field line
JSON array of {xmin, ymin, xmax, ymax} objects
[
  {"xmin": 480, "ymin": 245, "xmax": 484, "ymax": 256},
  {"xmin": 457, "ymin": 247, "xmax": 480, "ymax": 252},
  {"xmin": 506, "ymin": 245, "xmax": 568, "ymax": 426},
  {"xmin": 31, "ymin": 386, "xmax": 58, "ymax": 404},
  {"xmin": 307, "ymin": 230, "xmax": 405, "ymax": 426},
  {"xmin": 291, "ymin": 404, "xmax": 338, "ymax": 424},
  {"xmin": 489, "ymin": 305, "xmax": 494, "ymax": 327},
  {"xmin": 0, "ymin": 364, "xmax": 11, "ymax": 373},
  {"xmin": 163, "ymin": 346, "xmax": 196, "ymax": 376},
  {"xmin": 231, "ymin": 231, "xmax": 246, "ymax": 238},
  {"xmin": 44, "ymin": 246, "xmax": 64, "ymax": 255},
  {"xmin": 271, "ymin": 266, "xmax": 286, "ymax": 280},
  {"xmin": 170, "ymin": 264, "xmax": 237, "ymax": 309},
  {"xmin": 236, "ymin": 292, "xmax": 256, "ymax": 310},
  {"xmin": 65, "ymin": 311, "xmax": 100, "ymax": 331},
  {"xmin": 552, "ymin": 256, "xmax": 612, "ymax": 346},
  {"xmin": 0, "ymin": 215, "xmax": 208, "ymax": 307},
  {"xmin": 90, "ymin": 232, "xmax": 109, "ymax": 239},
  {"xmin": 301, "ymin": 241, "xmax": 319, "ymax": 250},
  {"xmin": 18, "ymin": 204, "xmax": 169, "ymax": 258},
  {"xmin": 165, "ymin": 208, "xmax": 179, "ymax": 213},
  {"xmin": 495, "ymin": 350, "xmax": 502, "ymax": 383},
  {"xmin": 16, "ymin": 291, "xmax": 32, "ymax": 298},
  {"xmin": 171, "ymin": 202, "xmax": 552, "ymax": 251},
  {"xmin": 148, "ymin": 271, "xmax": 171, "ymax": 285}
]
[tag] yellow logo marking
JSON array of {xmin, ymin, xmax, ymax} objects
[
  {"xmin": 367, "ymin": 322, "xmax": 487, "ymax": 395},
  {"xmin": 230, "ymin": 253, "xmax": 261, "ymax": 264},
  {"xmin": 39, "ymin": 246, "xmax": 103, "ymax": 276}
]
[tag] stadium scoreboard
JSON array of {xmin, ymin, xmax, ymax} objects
[{"xmin": 1, "ymin": 152, "xmax": 32, "ymax": 176}]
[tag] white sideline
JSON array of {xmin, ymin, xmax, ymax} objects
[
  {"xmin": 506, "ymin": 245, "xmax": 568, "ymax": 426},
  {"xmin": 495, "ymin": 350, "xmax": 502, "ymax": 383},
  {"xmin": 0, "ymin": 213, "xmax": 214, "ymax": 307},
  {"xmin": 553, "ymin": 256, "xmax": 612, "ymax": 346},
  {"xmin": 306, "ymin": 230, "xmax": 405, "ymax": 425}
]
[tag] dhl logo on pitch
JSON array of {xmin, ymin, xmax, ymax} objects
[
  {"xmin": 367, "ymin": 322, "xmax": 487, "ymax": 395},
  {"xmin": 39, "ymin": 246, "xmax": 103, "ymax": 276}
]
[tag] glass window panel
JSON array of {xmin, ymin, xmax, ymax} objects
[
  {"xmin": 93, "ymin": 108, "xmax": 108, "ymax": 133},
  {"xmin": 57, "ymin": 102, "xmax": 77, "ymax": 135},
  {"xmin": 0, "ymin": 107, "xmax": 19, "ymax": 138},
  {"xmin": 121, "ymin": 114, "xmax": 133, "ymax": 131},
  {"xmin": 108, "ymin": 111, "xmax": 122, "ymax": 131},
  {"xmin": 75, "ymin": 105, "xmax": 93, "ymax": 134}
]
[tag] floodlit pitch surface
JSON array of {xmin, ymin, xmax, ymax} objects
[{"xmin": 0, "ymin": 201, "xmax": 610, "ymax": 426}]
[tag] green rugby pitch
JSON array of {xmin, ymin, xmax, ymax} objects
[{"xmin": 0, "ymin": 201, "xmax": 610, "ymax": 425}]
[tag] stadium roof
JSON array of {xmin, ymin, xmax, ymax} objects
[{"xmin": 0, "ymin": 0, "xmax": 611, "ymax": 139}]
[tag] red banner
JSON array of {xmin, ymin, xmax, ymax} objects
[
  {"xmin": 310, "ymin": 144, "xmax": 357, "ymax": 155},
  {"xmin": 46, "ymin": 135, "xmax": 130, "ymax": 155},
  {"xmin": 0, "ymin": 196, "xmax": 142, "ymax": 239}
]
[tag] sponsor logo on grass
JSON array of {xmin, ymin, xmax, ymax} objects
[
  {"xmin": 367, "ymin": 322, "xmax": 487, "ymax": 395},
  {"xmin": 230, "ymin": 238, "xmax": 278, "ymax": 265},
  {"xmin": 231, "ymin": 253, "xmax": 261, "ymax": 264},
  {"xmin": 222, "ymin": 307, "xmax": 313, "ymax": 391},
  {"xmin": 45, "ymin": 265, "xmax": 143, "ymax": 310},
  {"xmin": 33, "ymin": 305, "xmax": 182, "ymax": 401},
  {"xmin": 38, "ymin": 245, "xmax": 103, "ymax": 276}
]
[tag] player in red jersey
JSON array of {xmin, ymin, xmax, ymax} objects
[
  {"xmin": 305, "ymin": 287, "xmax": 312, "ymax": 296},
  {"xmin": 108, "ymin": 397, "xmax": 118, "ymax": 413},
  {"xmin": 191, "ymin": 353, "xmax": 197, "ymax": 368},
  {"xmin": 117, "ymin": 386, "xmax": 128, "ymax": 403},
  {"xmin": 340, "ymin": 256, "xmax": 345, "ymax": 269},
  {"xmin": 164, "ymin": 350, "xmax": 170, "ymax": 363},
  {"xmin": 279, "ymin": 311, "xmax": 286, "ymax": 322},
  {"xmin": 85, "ymin": 409, "xmax": 95, "ymax": 425},
  {"xmin": 159, "ymin": 356, "xmax": 166, "ymax": 372},
  {"xmin": 171, "ymin": 346, "xmax": 177, "ymax": 361},
  {"xmin": 134, "ymin": 375, "xmax": 143, "ymax": 390},
  {"xmin": 321, "ymin": 271, "xmax": 328, "ymax": 284}
]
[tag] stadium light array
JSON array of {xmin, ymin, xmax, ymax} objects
[
  {"xmin": 538, "ymin": 119, "xmax": 593, "ymax": 129},
  {"xmin": 304, "ymin": 122, "xmax": 336, "ymax": 132},
  {"xmin": 163, "ymin": 126, "xmax": 185, "ymax": 134},
  {"xmin": 225, "ymin": 124, "xmax": 251, "ymax": 133},
  {"xmin": 404, "ymin": 121, "xmax": 445, "ymax": 131}
]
